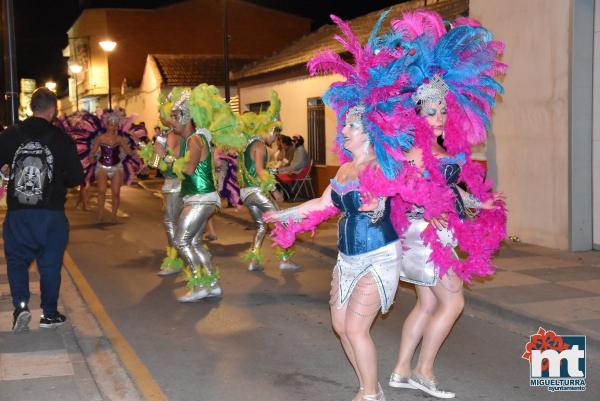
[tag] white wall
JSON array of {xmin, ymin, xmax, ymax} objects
[
  {"xmin": 113, "ymin": 56, "xmax": 240, "ymax": 135},
  {"xmin": 239, "ymin": 74, "xmax": 342, "ymax": 165},
  {"xmin": 113, "ymin": 56, "xmax": 163, "ymax": 131},
  {"xmin": 594, "ymin": 0, "xmax": 600, "ymax": 248},
  {"xmin": 470, "ymin": 0, "xmax": 572, "ymax": 249}
]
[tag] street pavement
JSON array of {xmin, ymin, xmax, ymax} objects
[{"xmin": 0, "ymin": 180, "xmax": 598, "ymax": 401}]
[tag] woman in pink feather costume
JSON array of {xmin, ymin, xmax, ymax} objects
[
  {"xmin": 387, "ymin": 92, "xmax": 503, "ymax": 399},
  {"xmin": 265, "ymin": 106, "xmax": 405, "ymax": 401},
  {"xmin": 384, "ymin": 11, "xmax": 507, "ymax": 399}
]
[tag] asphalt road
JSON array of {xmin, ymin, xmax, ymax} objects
[{"xmin": 64, "ymin": 186, "xmax": 597, "ymax": 401}]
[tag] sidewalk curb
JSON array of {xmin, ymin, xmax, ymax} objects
[
  {"xmin": 61, "ymin": 256, "xmax": 145, "ymax": 401},
  {"xmin": 217, "ymin": 211, "xmax": 600, "ymax": 354}
]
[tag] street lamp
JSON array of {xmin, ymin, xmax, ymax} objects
[
  {"xmin": 99, "ymin": 40, "xmax": 117, "ymax": 110},
  {"xmin": 68, "ymin": 62, "xmax": 82, "ymax": 111},
  {"xmin": 45, "ymin": 81, "xmax": 57, "ymax": 92}
]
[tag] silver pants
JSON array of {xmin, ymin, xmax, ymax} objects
[
  {"xmin": 242, "ymin": 191, "xmax": 278, "ymax": 253},
  {"xmin": 173, "ymin": 203, "xmax": 217, "ymax": 275},
  {"xmin": 163, "ymin": 192, "xmax": 183, "ymax": 247}
]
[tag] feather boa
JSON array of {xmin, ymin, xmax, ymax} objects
[
  {"xmin": 271, "ymin": 206, "xmax": 339, "ymax": 249},
  {"xmin": 273, "ymin": 10, "xmax": 508, "ymax": 282},
  {"xmin": 358, "ymin": 114, "xmax": 506, "ymax": 283}
]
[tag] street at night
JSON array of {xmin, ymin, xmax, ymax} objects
[
  {"xmin": 2, "ymin": 0, "xmax": 600, "ymax": 400},
  {"xmin": 1, "ymin": 184, "xmax": 591, "ymax": 401}
]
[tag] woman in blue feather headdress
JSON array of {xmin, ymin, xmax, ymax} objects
[{"xmin": 383, "ymin": 11, "xmax": 507, "ymax": 399}]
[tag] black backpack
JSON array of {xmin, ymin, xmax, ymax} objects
[{"xmin": 9, "ymin": 127, "xmax": 55, "ymax": 206}]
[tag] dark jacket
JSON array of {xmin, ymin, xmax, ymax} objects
[{"xmin": 0, "ymin": 116, "xmax": 84, "ymax": 211}]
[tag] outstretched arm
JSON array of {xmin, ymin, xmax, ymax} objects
[
  {"xmin": 264, "ymin": 184, "xmax": 335, "ymax": 224},
  {"xmin": 456, "ymin": 186, "xmax": 504, "ymax": 211}
]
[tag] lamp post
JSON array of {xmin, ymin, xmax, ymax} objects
[
  {"xmin": 45, "ymin": 81, "xmax": 57, "ymax": 92},
  {"xmin": 99, "ymin": 40, "xmax": 117, "ymax": 110},
  {"xmin": 2, "ymin": 0, "xmax": 18, "ymax": 125},
  {"xmin": 68, "ymin": 63, "xmax": 82, "ymax": 111}
]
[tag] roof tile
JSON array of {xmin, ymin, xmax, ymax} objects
[
  {"xmin": 153, "ymin": 54, "xmax": 257, "ymax": 87},
  {"xmin": 232, "ymin": 0, "xmax": 468, "ymax": 81}
]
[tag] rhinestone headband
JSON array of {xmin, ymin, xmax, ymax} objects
[
  {"xmin": 412, "ymin": 75, "xmax": 449, "ymax": 105},
  {"xmin": 170, "ymin": 88, "xmax": 192, "ymax": 125},
  {"xmin": 347, "ymin": 104, "xmax": 366, "ymax": 121},
  {"xmin": 106, "ymin": 113, "xmax": 121, "ymax": 126}
]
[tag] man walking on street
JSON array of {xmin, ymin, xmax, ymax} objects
[{"xmin": 0, "ymin": 88, "xmax": 84, "ymax": 332}]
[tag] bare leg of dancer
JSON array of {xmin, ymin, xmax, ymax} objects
[
  {"xmin": 392, "ymin": 285, "xmax": 438, "ymax": 377},
  {"xmin": 414, "ymin": 271, "xmax": 464, "ymax": 379},
  {"xmin": 330, "ymin": 269, "xmax": 362, "ymax": 400},
  {"xmin": 96, "ymin": 172, "xmax": 108, "ymax": 223},
  {"xmin": 205, "ymin": 217, "xmax": 217, "ymax": 240},
  {"xmin": 109, "ymin": 170, "xmax": 124, "ymax": 223},
  {"xmin": 331, "ymin": 271, "xmax": 383, "ymax": 401}
]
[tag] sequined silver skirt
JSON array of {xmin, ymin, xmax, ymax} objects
[
  {"xmin": 334, "ymin": 240, "xmax": 402, "ymax": 314},
  {"xmin": 400, "ymin": 218, "xmax": 457, "ymax": 287}
]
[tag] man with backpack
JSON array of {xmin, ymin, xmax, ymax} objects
[{"xmin": 0, "ymin": 88, "xmax": 84, "ymax": 332}]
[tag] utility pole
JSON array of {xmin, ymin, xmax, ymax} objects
[
  {"xmin": 223, "ymin": 0, "xmax": 230, "ymax": 102},
  {"xmin": 2, "ymin": 0, "xmax": 19, "ymax": 126}
]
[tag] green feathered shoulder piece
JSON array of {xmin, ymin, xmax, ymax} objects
[
  {"xmin": 172, "ymin": 151, "xmax": 190, "ymax": 181},
  {"xmin": 240, "ymin": 90, "xmax": 282, "ymax": 140},
  {"xmin": 189, "ymin": 84, "xmax": 246, "ymax": 151},
  {"xmin": 138, "ymin": 142, "xmax": 155, "ymax": 164}
]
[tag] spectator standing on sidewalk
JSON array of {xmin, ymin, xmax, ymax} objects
[{"xmin": 0, "ymin": 88, "xmax": 84, "ymax": 332}]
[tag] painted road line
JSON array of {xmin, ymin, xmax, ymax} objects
[{"xmin": 63, "ymin": 251, "xmax": 166, "ymax": 401}]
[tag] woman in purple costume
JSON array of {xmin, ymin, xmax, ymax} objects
[
  {"xmin": 216, "ymin": 149, "xmax": 242, "ymax": 208},
  {"xmin": 89, "ymin": 113, "xmax": 134, "ymax": 223}
]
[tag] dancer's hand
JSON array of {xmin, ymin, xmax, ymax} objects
[
  {"xmin": 263, "ymin": 211, "xmax": 278, "ymax": 223},
  {"xmin": 480, "ymin": 192, "xmax": 505, "ymax": 210},
  {"xmin": 153, "ymin": 141, "xmax": 166, "ymax": 157},
  {"xmin": 358, "ymin": 194, "xmax": 380, "ymax": 212},
  {"xmin": 428, "ymin": 213, "xmax": 448, "ymax": 230}
]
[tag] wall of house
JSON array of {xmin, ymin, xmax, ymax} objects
[
  {"xmin": 239, "ymin": 74, "xmax": 342, "ymax": 165},
  {"xmin": 239, "ymin": 74, "xmax": 345, "ymax": 193},
  {"xmin": 69, "ymin": 0, "xmax": 311, "ymax": 92},
  {"xmin": 593, "ymin": 0, "xmax": 600, "ymax": 248},
  {"xmin": 110, "ymin": 55, "xmax": 164, "ymax": 129},
  {"xmin": 470, "ymin": 0, "xmax": 573, "ymax": 249},
  {"xmin": 111, "ymin": 56, "xmax": 239, "ymax": 131},
  {"xmin": 67, "ymin": 9, "xmax": 110, "ymax": 97}
]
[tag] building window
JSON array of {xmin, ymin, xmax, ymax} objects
[
  {"xmin": 246, "ymin": 101, "xmax": 270, "ymax": 113},
  {"xmin": 307, "ymin": 97, "xmax": 326, "ymax": 165}
]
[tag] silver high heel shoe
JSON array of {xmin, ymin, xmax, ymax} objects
[
  {"xmin": 409, "ymin": 374, "xmax": 455, "ymax": 399},
  {"xmin": 388, "ymin": 372, "xmax": 415, "ymax": 389},
  {"xmin": 361, "ymin": 384, "xmax": 385, "ymax": 401}
]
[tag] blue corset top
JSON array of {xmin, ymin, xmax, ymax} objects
[
  {"xmin": 413, "ymin": 154, "xmax": 467, "ymax": 219},
  {"xmin": 440, "ymin": 154, "xmax": 467, "ymax": 219},
  {"xmin": 330, "ymin": 179, "xmax": 398, "ymax": 256}
]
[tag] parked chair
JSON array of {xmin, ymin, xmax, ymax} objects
[{"xmin": 287, "ymin": 161, "xmax": 315, "ymax": 201}]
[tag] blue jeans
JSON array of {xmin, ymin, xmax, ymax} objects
[{"xmin": 3, "ymin": 209, "xmax": 69, "ymax": 316}]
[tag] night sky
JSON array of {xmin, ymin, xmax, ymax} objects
[{"xmin": 0, "ymin": 0, "xmax": 405, "ymax": 111}]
